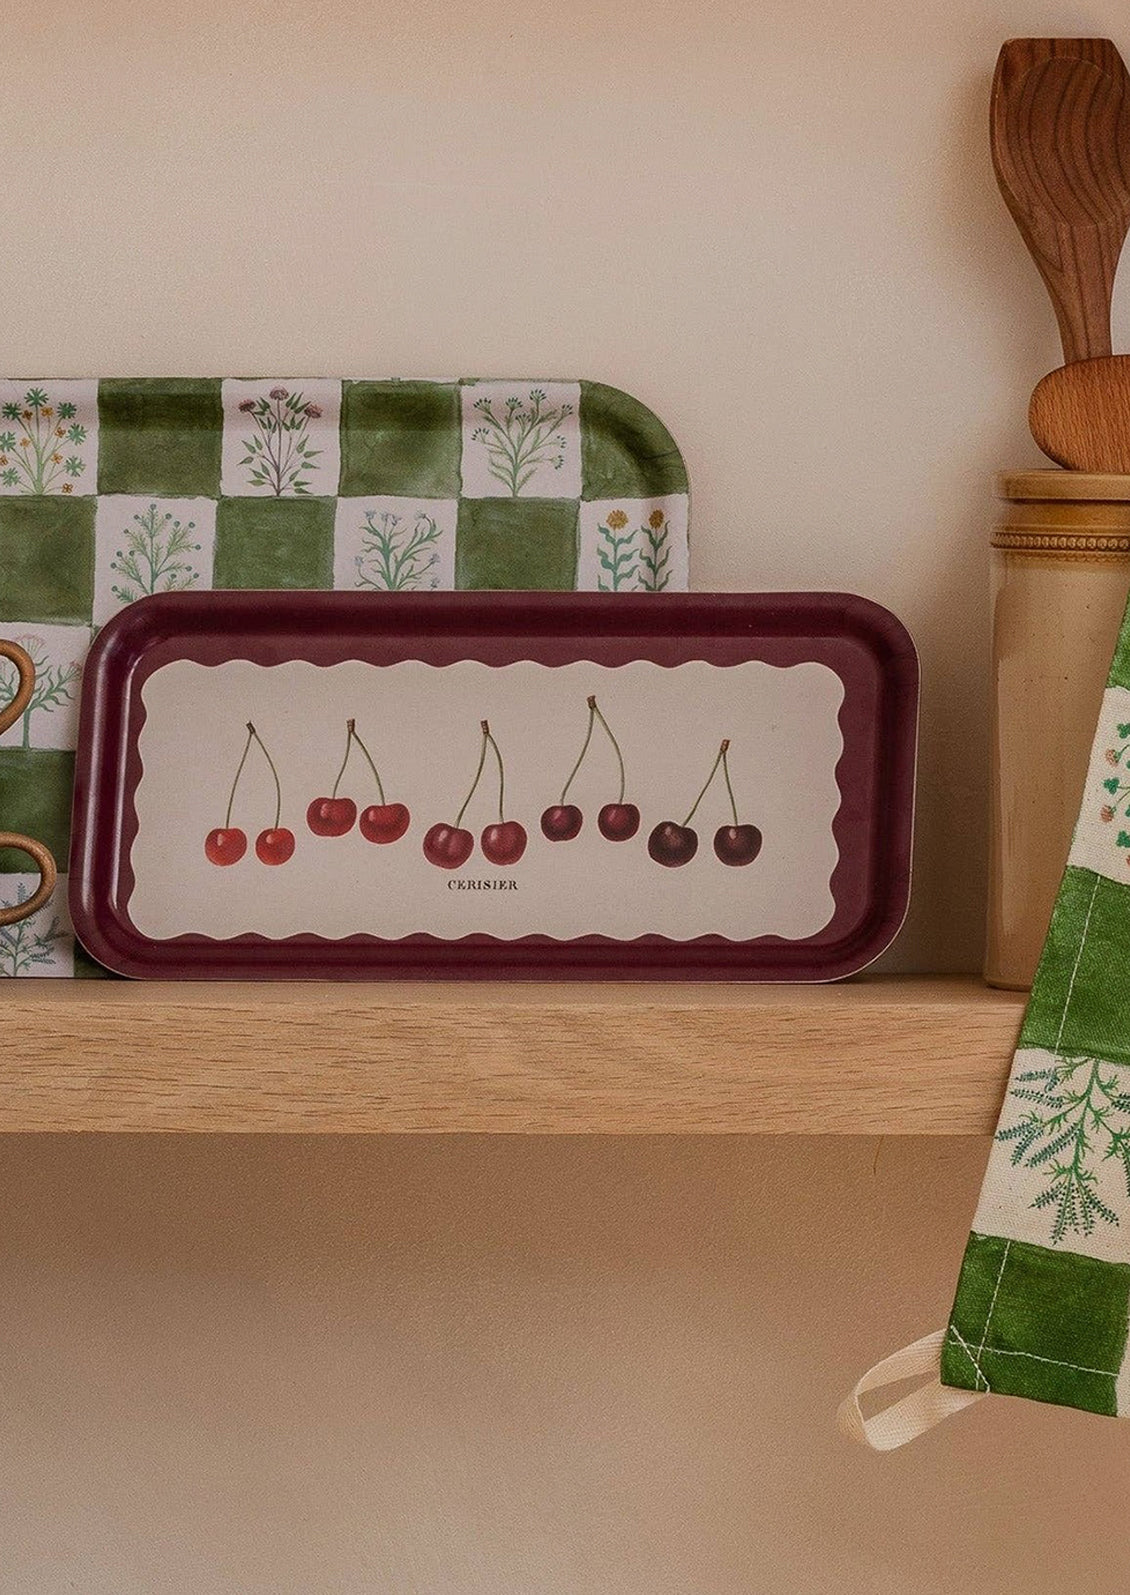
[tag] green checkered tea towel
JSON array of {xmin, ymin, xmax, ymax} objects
[
  {"xmin": 842, "ymin": 599, "xmax": 1130, "ymax": 1447},
  {"xmin": 0, "ymin": 376, "xmax": 689, "ymax": 978}
]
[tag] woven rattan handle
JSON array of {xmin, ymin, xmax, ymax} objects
[
  {"xmin": 0, "ymin": 640, "xmax": 60, "ymax": 927},
  {"xmin": 0, "ymin": 639, "xmax": 34, "ymax": 736},
  {"xmin": 0, "ymin": 834, "xmax": 58, "ymax": 927}
]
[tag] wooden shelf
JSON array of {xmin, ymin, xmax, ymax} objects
[{"xmin": 0, "ymin": 976, "xmax": 1021, "ymax": 1134}]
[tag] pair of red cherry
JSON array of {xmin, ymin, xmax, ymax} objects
[
  {"xmin": 306, "ymin": 719, "xmax": 409, "ymax": 844},
  {"xmin": 539, "ymin": 695, "xmax": 640, "ymax": 844},
  {"xmin": 647, "ymin": 739, "xmax": 762, "ymax": 867},
  {"xmin": 205, "ymin": 722, "xmax": 296, "ymax": 866},
  {"xmin": 423, "ymin": 720, "xmax": 528, "ymax": 868}
]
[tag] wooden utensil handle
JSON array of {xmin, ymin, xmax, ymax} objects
[
  {"xmin": 0, "ymin": 833, "xmax": 58, "ymax": 927},
  {"xmin": 1035, "ymin": 230, "xmax": 1119, "ymax": 365},
  {"xmin": 0, "ymin": 639, "xmax": 35, "ymax": 736}
]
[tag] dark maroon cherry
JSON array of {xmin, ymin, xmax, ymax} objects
[
  {"xmin": 541, "ymin": 804, "xmax": 583, "ymax": 841},
  {"xmin": 307, "ymin": 796, "xmax": 357, "ymax": 837},
  {"xmin": 360, "ymin": 802, "xmax": 410, "ymax": 844},
  {"xmin": 598, "ymin": 802, "xmax": 640, "ymax": 841},
  {"xmin": 423, "ymin": 822, "xmax": 474, "ymax": 869},
  {"xmin": 714, "ymin": 824, "xmax": 762, "ymax": 866},
  {"xmin": 482, "ymin": 820, "xmax": 528, "ymax": 865},
  {"xmin": 647, "ymin": 821, "xmax": 699, "ymax": 867},
  {"xmin": 205, "ymin": 826, "xmax": 247, "ymax": 866},
  {"xmin": 256, "ymin": 826, "xmax": 295, "ymax": 865}
]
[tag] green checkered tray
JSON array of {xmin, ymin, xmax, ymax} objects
[{"xmin": 0, "ymin": 376, "xmax": 689, "ymax": 977}]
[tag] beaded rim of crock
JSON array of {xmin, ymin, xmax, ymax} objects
[{"xmin": 991, "ymin": 529, "xmax": 1130, "ymax": 557}]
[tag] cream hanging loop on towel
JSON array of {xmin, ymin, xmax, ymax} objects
[{"xmin": 838, "ymin": 1330, "xmax": 986, "ymax": 1451}]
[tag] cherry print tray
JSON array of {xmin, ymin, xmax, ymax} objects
[{"xmin": 68, "ymin": 590, "xmax": 918, "ymax": 981}]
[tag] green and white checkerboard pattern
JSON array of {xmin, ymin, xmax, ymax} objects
[
  {"xmin": 0, "ymin": 376, "xmax": 689, "ymax": 977},
  {"xmin": 943, "ymin": 608, "xmax": 1130, "ymax": 1418}
]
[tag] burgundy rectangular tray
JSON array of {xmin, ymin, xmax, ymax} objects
[{"xmin": 69, "ymin": 591, "xmax": 917, "ymax": 980}]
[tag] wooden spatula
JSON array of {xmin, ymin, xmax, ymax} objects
[{"xmin": 992, "ymin": 37, "xmax": 1130, "ymax": 364}]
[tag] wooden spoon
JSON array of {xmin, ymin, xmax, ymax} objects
[
  {"xmin": 1030, "ymin": 355, "xmax": 1130, "ymax": 471},
  {"xmin": 992, "ymin": 38, "xmax": 1130, "ymax": 364}
]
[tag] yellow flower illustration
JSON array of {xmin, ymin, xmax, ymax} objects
[
  {"xmin": 21, "ymin": 410, "xmax": 31, "ymax": 422},
  {"xmin": 61, "ymin": 482, "xmax": 73, "ymax": 493},
  {"xmin": 51, "ymin": 452, "xmax": 62, "ymax": 464},
  {"xmin": 648, "ymin": 509, "xmax": 666, "ymax": 530},
  {"xmin": 19, "ymin": 437, "xmax": 30, "ymax": 448},
  {"xmin": 55, "ymin": 427, "xmax": 65, "ymax": 438},
  {"xmin": 41, "ymin": 407, "xmax": 53, "ymax": 419},
  {"xmin": 0, "ymin": 456, "xmax": 7, "ymax": 466},
  {"xmin": 606, "ymin": 509, "xmax": 628, "ymax": 530}
]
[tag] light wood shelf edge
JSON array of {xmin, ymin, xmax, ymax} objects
[{"xmin": 0, "ymin": 976, "xmax": 1023, "ymax": 1135}]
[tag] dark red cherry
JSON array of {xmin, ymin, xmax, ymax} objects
[
  {"xmin": 423, "ymin": 822, "xmax": 474, "ymax": 869},
  {"xmin": 205, "ymin": 827, "xmax": 247, "ymax": 866},
  {"xmin": 598, "ymin": 802, "xmax": 640, "ymax": 841},
  {"xmin": 256, "ymin": 827, "xmax": 295, "ymax": 865},
  {"xmin": 714, "ymin": 824, "xmax": 762, "ymax": 866},
  {"xmin": 647, "ymin": 821, "xmax": 698, "ymax": 867},
  {"xmin": 360, "ymin": 802, "xmax": 410, "ymax": 844},
  {"xmin": 541, "ymin": 804, "xmax": 583, "ymax": 841},
  {"xmin": 482, "ymin": 820, "xmax": 527, "ymax": 865},
  {"xmin": 306, "ymin": 796, "xmax": 357, "ymax": 837}
]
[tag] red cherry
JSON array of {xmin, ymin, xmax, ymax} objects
[
  {"xmin": 205, "ymin": 827, "xmax": 247, "ymax": 866},
  {"xmin": 306, "ymin": 796, "xmax": 357, "ymax": 837},
  {"xmin": 360, "ymin": 802, "xmax": 411, "ymax": 844},
  {"xmin": 647, "ymin": 821, "xmax": 698, "ymax": 867},
  {"xmin": 541, "ymin": 804, "xmax": 583, "ymax": 841},
  {"xmin": 256, "ymin": 827, "xmax": 295, "ymax": 865},
  {"xmin": 714, "ymin": 824, "xmax": 762, "ymax": 866},
  {"xmin": 482, "ymin": 820, "xmax": 527, "ymax": 865},
  {"xmin": 423, "ymin": 822, "xmax": 474, "ymax": 869},
  {"xmin": 598, "ymin": 802, "xmax": 640, "ymax": 841}
]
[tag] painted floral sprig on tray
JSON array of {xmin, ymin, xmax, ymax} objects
[
  {"xmin": 0, "ymin": 388, "xmax": 86, "ymax": 493},
  {"xmin": 471, "ymin": 388, "xmax": 573, "ymax": 495},
  {"xmin": 0, "ymin": 635, "xmax": 80, "ymax": 748},
  {"xmin": 354, "ymin": 510, "xmax": 442, "ymax": 592},
  {"xmin": 598, "ymin": 508, "xmax": 672, "ymax": 592},
  {"xmin": 238, "ymin": 387, "xmax": 322, "ymax": 495},
  {"xmin": 997, "ymin": 1054, "xmax": 1130, "ymax": 1241},
  {"xmin": 0, "ymin": 882, "xmax": 65, "ymax": 977},
  {"xmin": 110, "ymin": 503, "xmax": 202, "ymax": 605}
]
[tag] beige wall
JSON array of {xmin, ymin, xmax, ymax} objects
[{"xmin": 4, "ymin": 0, "xmax": 1127, "ymax": 1588}]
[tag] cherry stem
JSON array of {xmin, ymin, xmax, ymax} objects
[
  {"xmin": 223, "ymin": 724, "xmax": 255, "ymax": 829},
  {"xmin": 454, "ymin": 722, "xmax": 490, "ymax": 829},
  {"xmin": 483, "ymin": 721, "xmax": 507, "ymax": 823},
  {"xmin": 348, "ymin": 719, "xmax": 387, "ymax": 805},
  {"xmin": 330, "ymin": 720, "xmax": 352, "ymax": 800},
  {"xmin": 247, "ymin": 720, "xmax": 282, "ymax": 831},
  {"xmin": 590, "ymin": 696, "xmax": 627, "ymax": 806},
  {"xmin": 721, "ymin": 743, "xmax": 739, "ymax": 827},
  {"xmin": 560, "ymin": 699, "xmax": 596, "ymax": 804},
  {"xmin": 682, "ymin": 739, "xmax": 730, "ymax": 828}
]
